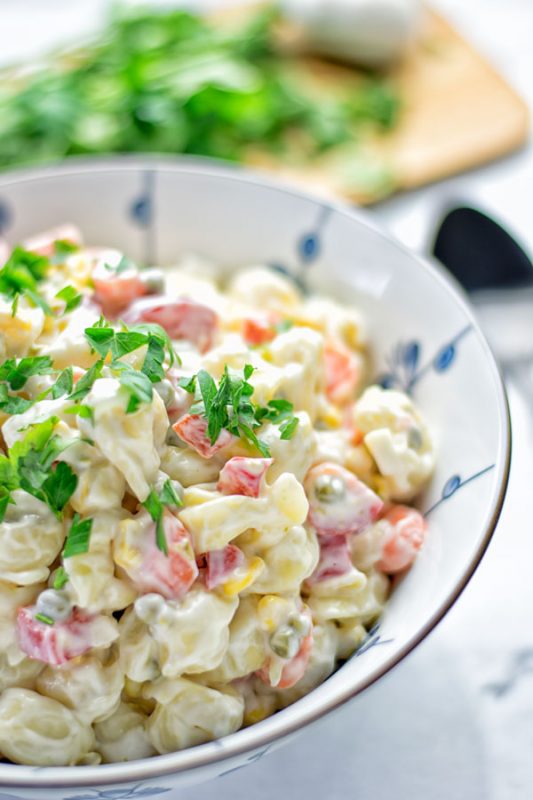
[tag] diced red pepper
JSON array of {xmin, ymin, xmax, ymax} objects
[
  {"xmin": 92, "ymin": 253, "xmax": 147, "ymax": 318},
  {"xmin": 242, "ymin": 318, "xmax": 276, "ymax": 346},
  {"xmin": 172, "ymin": 414, "xmax": 234, "ymax": 458},
  {"xmin": 16, "ymin": 606, "xmax": 95, "ymax": 666},
  {"xmin": 123, "ymin": 510, "xmax": 198, "ymax": 600},
  {"xmin": 205, "ymin": 544, "xmax": 245, "ymax": 590},
  {"xmin": 307, "ymin": 534, "xmax": 353, "ymax": 584},
  {"xmin": 324, "ymin": 341, "xmax": 361, "ymax": 405},
  {"xmin": 217, "ymin": 457, "xmax": 272, "ymax": 498},
  {"xmin": 123, "ymin": 297, "xmax": 218, "ymax": 353}
]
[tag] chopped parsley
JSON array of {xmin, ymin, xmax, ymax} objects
[
  {"xmin": 0, "ymin": 385, "xmax": 33, "ymax": 415},
  {"xmin": 0, "ymin": 417, "xmax": 78, "ymax": 520},
  {"xmin": 68, "ymin": 360, "xmax": 104, "ymax": 403},
  {"xmin": 51, "ymin": 239, "xmax": 79, "ymax": 264},
  {"xmin": 35, "ymin": 613, "xmax": 55, "ymax": 626},
  {"xmin": 53, "ymin": 566, "xmax": 69, "ymax": 590},
  {"xmin": 0, "ymin": 246, "xmax": 49, "ymax": 297},
  {"xmin": 103, "ymin": 255, "xmax": 134, "ymax": 275},
  {"xmin": 63, "ymin": 513, "xmax": 93, "ymax": 558},
  {"xmin": 142, "ymin": 479, "xmax": 183, "ymax": 555},
  {"xmin": 49, "ymin": 367, "xmax": 74, "ymax": 400},
  {"xmin": 55, "ymin": 285, "xmax": 83, "ymax": 314},
  {"xmin": 64, "ymin": 404, "xmax": 94, "ymax": 422},
  {"xmin": 0, "ymin": 355, "xmax": 53, "ymax": 390},
  {"xmin": 180, "ymin": 365, "xmax": 299, "ymax": 457},
  {"xmin": 82, "ymin": 322, "xmax": 179, "ymax": 414}
]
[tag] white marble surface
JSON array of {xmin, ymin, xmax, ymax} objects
[{"xmin": 1, "ymin": 1, "xmax": 532, "ymax": 797}]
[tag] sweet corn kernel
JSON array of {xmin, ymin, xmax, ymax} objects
[
  {"xmin": 221, "ymin": 557, "xmax": 264, "ymax": 598},
  {"xmin": 257, "ymin": 595, "xmax": 293, "ymax": 632}
]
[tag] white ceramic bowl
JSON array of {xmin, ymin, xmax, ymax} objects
[{"xmin": 0, "ymin": 157, "xmax": 510, "ymax": 800}]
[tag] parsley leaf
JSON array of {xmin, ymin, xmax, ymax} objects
[
  {"xmin": 35, "ymin": 613, "xmax": 54, "ymax": 625},
  {"xmin": 0, "ymin": 456, "xmax": 18, "ymax": 522},
  {"xmin": 104, "ymin": 255, "xmax": 133, "ymax": 275},
  {"xmin": 50, "ymin": 367, "xmax": 73, "ymax": 399},
  {"xmin": 55, "ymin": 285, "xmax": 82, "ymax": 314},
  {"xmin": 63, "ymin": 513, "xmax": 93, "ymax": 558},
  {"xmin": 0, "ymin": 246, "xmax": 49, "ymax": 298},
  {"xmin": 84, "ymin": 326, "xmax": 116, "ymax": 358},
  {"xmin": 0, "ymin": 355, "xmax": 53, "ymax": 390},
  {"xmin": 279, "ymin": 416, "xmax": 299, "ymax": 440},
  {"xmin": 53, "ymin": 566, "xmax": 69, "ymax": 589},
  {"xmin": 51, "ymin": 239, "xmax": 79, "ymax": 264},
  {"xmin": 131, "ymin": 323, "xmax": 181, "ymax": 368},
  {"xmin": 113, "ymin": 331, "xmax": 148, "ymax": 358},
  {"xmin": 178, "ymin": 375, "xmax": 197, "ymax": 393},
  {"xmin": 68, "ymin": 360, "xmax": 104, "ymax": 403},
  {"xmin": 5, "ymin": 417, "xmax": 78, "ymax": 517},
  {"xmin": 159, "ymin": 478, "xmax": 183, "ymax": 508},
  {"xmin": 64, "ymin": 404, "xmax": 94, "ymax": 422},
  {"xmin": 0, "ymin": 387, "xmax": 33, "ymax": 415},
  {"xmin": 112, "ymin": 362, "xmax": 153, "ymax": 414},
  {"xmin": 142, "ymin": 489, "xmax": 168, "ymax": 555},
  {"xmin": 142, "ymin": 480, "xmax": 182, "ymax": 555},
  {"xmin": 183, "ymin": 365, "xmax": 299, "ymax": 455},
  {"xmin": 141, "ymin": 335, "xmax": 166, "ymax": 383},
  {"xmin": 42, "ymin": 461, "xmax": 78, "ymax": 514}
]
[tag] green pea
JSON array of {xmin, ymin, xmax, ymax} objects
[{"xmin": 314, "ymin": 474, "xmax": 346, "ymax": 504}]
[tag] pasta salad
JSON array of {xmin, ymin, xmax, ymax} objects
[{"xmin": 0, "ymin": 227, "xmax": 435, "ymax": 766}]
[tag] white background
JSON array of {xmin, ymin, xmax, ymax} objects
[{"xmin": 1, "ymin": 2, "xmax": 532, "ymax": 797}]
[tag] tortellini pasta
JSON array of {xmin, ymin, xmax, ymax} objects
[
  {"xmin": 179, "ymin": 472, "xmax": 309, "ymax": 552},
  {"xmin": 79, "ymin": 378, "xmax": 168, "ymax": 500},
  {"xmin": 145, "ymin": 677, "xmax": 244, "ymax": 754},
  {"xmin": 240, "ymin": 525, "xmax": 319, "ymax": 595},
  {"xmin": 354, "ymin": 386, "xmax": 435, "ymax": 500},
  {"xmin": 36, "ymin": 651, "xmax": 124, "ymax": 725},
  {"xmin": 0, "ymin": 296, "xmax": 45, "ymax": 358},
  {"xmin": 0, "ymin": 237, "xmax": 435, "ymax": 766},
  {"xmin": 65, "ymin": 513, "xmax": 136, "ymax": 613},
  {"xmin": 133, "ymin": 588, "xmax": 238, "ymax": 676},
  {"xmin": 94, "ymin": 702, "xmax": 156, "ymax": 763},
  {"xmin": 0, "ymin": 492, "xmax": 65, "ymax": 585},
  {"xmin": 0, "ymin": 688, "xmax": 95, "ymax": 766}
]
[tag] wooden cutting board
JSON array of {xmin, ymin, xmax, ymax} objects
[{"xmin": 217, "ymin": 6, "xmax": 529, "ymax": 204}]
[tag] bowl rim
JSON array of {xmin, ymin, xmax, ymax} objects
[{"xmin": 0, "ymin": 155, "xmax": 511, "ymax": 789}]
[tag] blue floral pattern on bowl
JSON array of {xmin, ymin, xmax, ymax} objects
[
  {"xmin": 377, "ymin": 325, "xmax": 473, "ymax": 393},
  {"xmin": 63, "ymin": 783, "xmax": 171, "ymax": 800}
]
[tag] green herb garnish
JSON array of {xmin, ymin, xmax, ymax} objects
[
  {"xmin": 50, "ymin": 367, "xmax": 74, "ymax": 399},
  {"xmin": 184, "ymin": 364, "xmax": 299, "ymax": 456},
  {"xmin": 142, "ymin": 479, "xmax": 183, "ymax": 555},
  {"xmin": 0, "ymin": 356, "xmax": 53, "ymax": 390},
  {"xmin": 0, "ymin": 417, "xmax": 78, "ymax": 519},
  {"xmin": 53, "ymin": 566, "xmax": 69, "ymax": 590},
  {"xmin": 63, "ymin": 513, "xmax": 93, "ymax": 558},
  {"xmin": 35, "ymin": 613, "xmax": 55, "ymax": 626},
  {"xmin": 68, "ymin": 360, "xmax": 104, "ymax": 403},
  {"xmin": 0, "ymin": 7, "xmax": 400, "ymax": 175},
  {"xmin": 55, "ymin": 285, "xmax": 83, "ymax": 314}
]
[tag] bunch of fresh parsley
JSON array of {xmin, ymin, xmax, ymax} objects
[
  {"xmin": 179, "ymin": 365, "xmax": 298, "ymax": 457},
  {"xmin": 0, "ymin": 6, "xmax": 399, "ymax": 169}
]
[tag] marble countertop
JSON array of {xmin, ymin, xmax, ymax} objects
[{"xmin": 1, "ymin": 2, "xmax": 531, "ymax": 797}]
